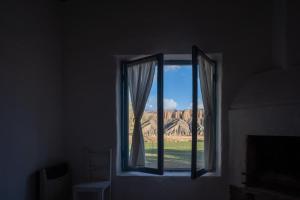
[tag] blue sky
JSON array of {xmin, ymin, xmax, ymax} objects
[{"xmin": 145, "ymin": 65, "xmax": 203, "ymax": 111}]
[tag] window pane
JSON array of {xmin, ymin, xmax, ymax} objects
[
  {"xmin": 128, "ymin": 65, "xmax": 158, "ymax": 168},
  {"xmin": 197, "ymin": 67, "xmax": 205, "ymax": 170},
  {"xmin": 164, "ymin": 64, "xmax": 192, "ymax": 170}
]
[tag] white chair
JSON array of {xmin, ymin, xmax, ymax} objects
[{"xmin": 73, "ymin": 148, "xmax": 112, "ymax": 200}]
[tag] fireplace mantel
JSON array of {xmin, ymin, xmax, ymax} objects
[{"xmin": 243, "ymin": 135, "xmax": 300, "ymax": 198}]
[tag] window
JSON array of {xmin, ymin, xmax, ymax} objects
[
  {"xmin": 163, "ymin": 60, "xmax": 193, "ymax": 171},
  {"xmin": 120, "ymin": 46, "xmax": 217, "ymax": 178}
]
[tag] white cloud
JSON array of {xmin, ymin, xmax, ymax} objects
[
  {"xmin": 145, "ymin": 97, "xmax": 156, "ymax": 111},
  {"xmin": 164, "ymin": 98, "xmax": 177, "ymax": 110},
  {"xmin": 164, "ymin": 65, "xmax": 181, "ymax": 71},
  {"xmin": 188, "ymin": 102, "xmax": 204, "ymax": 109}
]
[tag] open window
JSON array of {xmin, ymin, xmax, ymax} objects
[
  {"xmin": 191, "ymin": 46, "xmax": 217, "ymax": 178},
  {"xmin": 121, "ymin": 54, "xmax": 164, "ymax": 175},
  {"xmin": 120, "ymin": 47, "xmax": 217, "ymax": 178}
]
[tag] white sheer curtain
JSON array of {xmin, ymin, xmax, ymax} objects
[
  {"xmin": 128, "ymin": 60, "xmax": 156, "ymax": 167},
  {"xmin": 198, "ymin": 56, "xmax": 216, "ymax": 171}
]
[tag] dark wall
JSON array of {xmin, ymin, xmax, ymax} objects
[
  {"xmin": 287, "ymin": 1, "xmax": 300, "ymax": 66},
  {"xmin": 0, "ymin": 1, "xmax": 64, "ymax": 199},
  {"xmin": 227, "ymin": 0, "xmax": 300, "ymax": 190},
  {"xmin": 63, "ymin": 1, "xmax": 272, "ymax": 200}
]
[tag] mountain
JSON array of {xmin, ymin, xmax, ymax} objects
[{"xmin": 129, "ymin": 109, "xmax": 205, "ymax": 136}]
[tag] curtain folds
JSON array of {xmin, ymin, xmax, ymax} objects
[
  {"xmin": 128, "ymin": 60, "xmax": 156, "ymax": 167},
  {"xmin": 198, "ymin": 56, "xmax": 216, "ymax": 172}
]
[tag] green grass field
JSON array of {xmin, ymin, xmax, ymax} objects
[{"xmin": 144, "ymin": 140, "xmax": 204, "ymax": 169}]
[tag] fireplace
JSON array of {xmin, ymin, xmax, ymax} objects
[{"xmin": 245, "ymin": 135, "xmax": 300, "ymax": 196}]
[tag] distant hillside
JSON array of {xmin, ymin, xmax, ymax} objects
[{"xmin": 129, "ymin": 109, "xmax": 204, "ymax": 136}]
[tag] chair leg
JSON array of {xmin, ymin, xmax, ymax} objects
[
  {"xmin": 73, "ymin": 189, "xmax": 77, "ymax": 200},
  {"xmin": 109, "ymin": 186, "xmax": 112, "ymax": 200},
  {"xmin": 102, "ymin": 190, "xmax": 105, "ymax": 200},
  {"xmin": 98, "ymin": 190, "xmax": 104, "ymax": 200}
]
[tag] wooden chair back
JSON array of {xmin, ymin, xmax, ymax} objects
[{"xmin": 84, "ymin": 148, "xmax": 112, "ymax": 182}]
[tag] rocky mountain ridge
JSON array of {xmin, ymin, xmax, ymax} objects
[{"xmin": 129, "ymin": 109, "xmax": 205, "ymax": 136}]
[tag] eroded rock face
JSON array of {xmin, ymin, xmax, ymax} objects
[
  {"xmin": 142, "ymin": 119, "xmax": 157, "ymax": 135},
  {"xmin": 164, "ymin": 110, "xmax": 193, "ymax": 123},
  {"xmin": 182, "ymin": 110, "xmax": 192, "ymax": 122},
  {"xmin": 164, "ymin": 118, "xmax": 190, "ymax": 136},
  {"xmin": 129, "ymin": 109, "xmax": 205, "ymax": 136}
]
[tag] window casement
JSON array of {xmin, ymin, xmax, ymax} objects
[
  {"xmin": 191, "ymin": 46, "xmax": 217, "ymax": 178},
  {"xmin": 121, "ymin": 54, "xmax": 164, "ymax": 175},
  {"xmin": 120, "ymin": 46, "xmax": 217, "ymax": 178}
]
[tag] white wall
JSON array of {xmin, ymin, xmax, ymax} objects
[
  {"xmin": 2, "ymin": 1, "xmax": 299, "ymax": 199},
  {"xmin": 228, "ymin": 0, "xmax": 300, "ymax": 188},
  {"xmin": 0, "ymin": 1, "xmax": 64, "ymax": 199},
  {"xmin": 229, "ymin": 105, "xmax": 300, "ymax": 187},
  {"xmin": 63, "ymin": 1, "xmax": 272, "ymax": 200},
  {"xmin": 228, "ymin": 68, "xmax": 300, "ymax": 187}
]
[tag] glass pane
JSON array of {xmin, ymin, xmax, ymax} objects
[
  {"xmin": 197, "ymin": 65, "xmax": 205, "ymax": 170},
  {"xmin": 128, "ymin": 64, "xmax": 158, "ymax": 168},
  {"xmin": 164, "ymin": 64, "xmax": 192, "ymax": 170}
]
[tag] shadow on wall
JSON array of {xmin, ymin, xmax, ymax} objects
[
  {"xmin": 25, "ymin": 172, "xmax": 38, "ymax": 200},
  {"xmin": 231, "ymin": 68, "xmax": 300, "ymax": 109}
]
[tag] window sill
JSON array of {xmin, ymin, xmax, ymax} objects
[{"xmin": 117, "ymin": 171, "xmax": 220, "ymax": 177}]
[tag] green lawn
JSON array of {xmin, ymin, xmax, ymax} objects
[{"xmin": 144, "ymin": 140, "xmax": 204, "ymax": 169}]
